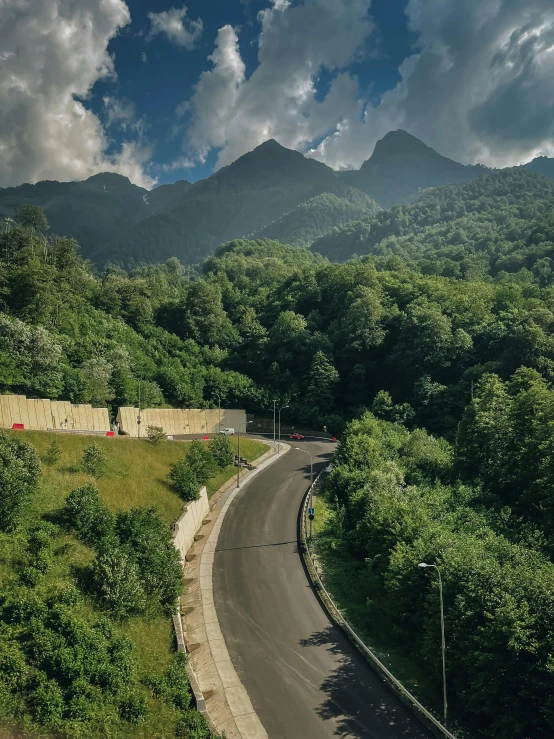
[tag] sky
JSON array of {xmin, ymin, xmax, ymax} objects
[{"xmin": 1, "ymin": 0, "xmax": 554, "ymax": 189}]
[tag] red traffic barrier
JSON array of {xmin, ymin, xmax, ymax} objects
[
  {"xmin": 331, "ymin": 437, "xmax": 337, "ymax": 442},
  {"xmin": 11, "ymin": 423, "xmax": 24, "ymax": 430},
  {"xmin": 106, "ymin": 431, "xmax": 115, "ymax": 437},
  {"xmin": 203, "ymin": 435, "xmax": 210, "ymax": 440}
]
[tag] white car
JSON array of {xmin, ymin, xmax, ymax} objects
[{"xmin": 220, "ymin": 428, "xmax": 235, "ymax": 436}]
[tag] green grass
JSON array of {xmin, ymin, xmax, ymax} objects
[
  {"xmin": 312, "ymin": 495, "xmax": 440, "ymax": 713},
  {"xmin": 0, "ymin": 431, "xmax": 269, "ymax": 738}
]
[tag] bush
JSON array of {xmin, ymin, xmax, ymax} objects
[
  {"xmin": 91, "ymin": 548, "xmax": 146, "ymax": 618},
  {"xmin": 168, "ymin": 459, "xmax": 201, "ymax": 502},
  {"xmin": 185, "ymin": 440, "xmax": 218, "ymax": 484},
  {"xmin": 147, "ymin": 425, "xmax": 166, "ymax": 445},
  {"xmin": 64, "ymin": 484, "xmax": 114, "ymax": 546},
  {"xmin": 119, "ymin": 690, "xmax": 148, "ymax": 723},
  {"xmin": 82, "ymin": 442, "xmax": 107, "ymax": 478},
  {"xmin": 175, "ymin": 709, "xmax": 214, "ymax": 738},
  {"xmin": 43, "ymin": 438, "xmax": 62, "ymax": 466},
  {"xmin": 209, "ymin": 435, "xmax": 234, "ymax": 469},
  {"xmin": 30, "ymin": 672, "xmax": 64, "ymax": 727},
  {"xmin": 0, "ymin": 431, "xmax": 41, "ymax": 532},
  {"xmin": 116, "ymin": 508, "xmax": 182, "ymax": 615}
]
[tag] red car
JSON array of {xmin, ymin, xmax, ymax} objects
[{"xmin": 290, "ymin": 432, "xmax": 305, "ymax": 440}]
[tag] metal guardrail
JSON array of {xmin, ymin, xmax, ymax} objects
[{"xmin": 300, "ymin": 472, "xmax": 458, "ymax": 739}]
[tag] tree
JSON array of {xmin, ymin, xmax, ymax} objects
[
  {"xmin": 147, "ymin": 425, "xmax": 166, "ymax": 445},
  {"xmin": 0, "ymin": 432, "xmax": 41, "ymax": 532},
  {"xmin": 92, "ymin": 548, "xmax": 146, "ymax": 618},
  {"xmin": 82, "ymin": 443, "xmax": 107, "ymax": 478},
  {"xmin": 64, "ymin": 484, "xmax": 114, "ymax": 546},
  {"xmin": 184, "ymin": 440, "xmax": 218, "ymax": 485},
  {"xmin": 306, "ymin": 351, "xmax": 339, "ymax": 412},
  {"xmin": 14, "ymin": 204, "xmax": 49, "ymax": 233},
  {"xmin": 168, "ymin": 459, "xmax": 201, "ymax": 502},
  {"xmin": 209, "ymin": 435, "xmax": 234, "ymax": 469}
]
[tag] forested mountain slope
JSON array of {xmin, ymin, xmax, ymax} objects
[
  {"xmin": 339, "ymin": 129, "xmax": 490, "ymax": 208},
  {"xmin": 250, "ymin": 185, "xmax": 381, "ymax": 245},
  {"xmin": 312, "ymin": 168, "xmax": 554, "ymax": 282},
  {"xmin": 0, "ymin": 174, "xmax": 192, "ymax": 257},
  {"xmin": 96, "ymin": 140, "xmax": 343, "ymax": 267}
]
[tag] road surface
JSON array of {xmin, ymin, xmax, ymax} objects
[{"xmin": 213, "ymin": 440, "xmax": 432, "ymax": 739}]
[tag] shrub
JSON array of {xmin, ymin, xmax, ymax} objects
[
  {"xmin": 185, "ymin": 440, "xmax": 218, "ymax": 484},
  {"xmin": 209, "ymin": 435, "xmax": 234, "ymax": 469},
  {"xmin": 64, "ymin": 484, "xmax": 114, "ymax": 546},
  {"xmin": 91, "ymin": 548, "xmax": 146, "ymax": 618},
  {"xmin": 30, "ymin": 672, "xmax": 64, "ymax": 727},
  {"xmin": 168, "ymin": 459, "xmax": 201, "ymax": 502},
  {"xmin": 43, "ymin": 438, "xmax": 62, "ymax": 466},
  {"xmin": 147, "ymin": 425, "xmax": 166, "ymax": 445},
  {"xmin": 0, "ymin": 431, "xmax": 41, "ymax": 532},
  {"xmin": 116, "ymin": 508, "xmax": 182, "ymax": 615},
  {"xmin": 82, "ymin": 442, "xmax": 107, "ymax": 478},
  {"xmin": 119, "ymin": 690, "xmax": 148, "ymax": 723},
  {"xmin": 175, "ymin": 709, "xmax": 214, "ymax": 738}
]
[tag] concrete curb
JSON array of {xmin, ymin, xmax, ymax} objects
[{"xmin": 181, "ymin": 442, "xmax": 290, "ymax": 738}]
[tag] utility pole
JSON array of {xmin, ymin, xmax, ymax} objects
[
  {"xmin": 216, "ymin": 394, "xmax": 221, "ymax": 433},
  {"xmin": 236, "ymin": 421, "xmax": 253, "ymax": 488},
  {"xmin": 273, "ymin": 400, "xmax": 277, "ymax": 443}
]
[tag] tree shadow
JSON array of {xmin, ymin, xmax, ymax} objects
[{"xmin": 299, "ymin": 625, "xmax": 433, "ymax": 738}]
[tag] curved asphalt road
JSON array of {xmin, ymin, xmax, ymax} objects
[{"xmin": 213, "ymin": 440, "xmax": 432, "ymax": 739}]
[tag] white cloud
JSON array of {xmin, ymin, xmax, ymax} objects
[
  {"xmin": 141, "ymin": 51, "xmax": 148, "ymax": 63},
  {"xmin": 183, "ymin": 0, "xmax": 554, "ymax": 173},
  {"xmin": 0, "ymin": 0, "xmax": 156, "ymax": 188},
  {"xmin": 182, "ymin": 0, "xmax": 373, "ymax": 169},
  {"xmin": 147, "ymin": 5, "xmax": 203, "ymax": 49},
  {"xmin": 312, "ymin": 0, "xmax": 554, "ymax": 168}
]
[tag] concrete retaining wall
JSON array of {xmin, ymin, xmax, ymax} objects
[
  {"xmin": 172, "ymin": 486, "xmax": 210, "ymax": 559},
  {"xmin": 0, "ymin": 394, "xmax": 110, "ymax": 432},
  {"xmin": 116, "ymin": 407, "xmax": 246, "ymax": 438}
]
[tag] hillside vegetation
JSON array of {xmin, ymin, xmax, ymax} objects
[
  {"xmin": 4, "ymin": 188, "xmax": 554, "ymax": 737},
  {"xmin": 0, "ymin": 431, "xmax": 266, "ymax": 738}
]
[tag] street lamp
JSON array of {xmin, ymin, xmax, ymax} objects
[
  {"xmin": 215, "ymin": 394, "xmax": 221, "ymax": 434},
  {"xmin": 278, "ymin": 405, "xmax": 289, "ymax": 453},
  {"xmin": 295, "ymin": 447, "xmax": 313, "ymax": 539},
  {"xmin": 137, "ymin": 379, "xmax": 142, "ymax": 439},
  {"xmin": 419, "ymin": 562, "xmax": 447, "ymax": 729},
  {"xmin": 236, "ymin": 421, "xmax": 253, "ymax": 488},
  {"xmin": 272, "ymin": 400, "xmax": 277, "ymax": 443}
]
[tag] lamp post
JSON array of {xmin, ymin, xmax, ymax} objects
[
  {"xmin": 419, "ymin": 562, "xmax": 447, "ymax": 729},
  {"xmin": 272, "ymin": 400, "xmax": 277, "ymax": 443},
  {"xmin": 295, "ymin": 447, "xmax": 313, "ymax": 539},
  {"xmin": 278, "ymin": 405, "xmax": 289, "ymax": 453},
  {"xmin": 215, "ymin": 394, "xmax": 221, "ymax": 434},
  {"xmin": 236, "ymin": 421, "xmax": 253, "ymax": 488},
  {"xmin": 137, "ymin": 379, "xmax": 142, "ymax": 439}
]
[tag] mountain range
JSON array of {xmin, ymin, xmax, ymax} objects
[{"xmin": 0, "ymin": 130, "xmax": 552, "ymax": 267}]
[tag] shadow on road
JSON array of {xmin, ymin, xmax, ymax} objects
[
  {"xmin": 300, "ymin": 625, "xmax": 432, "ymax": 739},
  {"xmin": 215, "ymin": 540, "xmax": 297, "ymax": 552}
]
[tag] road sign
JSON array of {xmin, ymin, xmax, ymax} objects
[
  {"xmin": 308, "ymin": 508, "xmax": 315, "ymax": 515},
  {"xmin": 308, "ymin": 513, "xmax": 315, "ymax": 521}
]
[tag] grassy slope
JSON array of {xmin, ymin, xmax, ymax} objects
[{"xmin": 0, "ymin": 432, "xmax": 268, "ymax": 739}]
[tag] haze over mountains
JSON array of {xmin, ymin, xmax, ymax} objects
[{"xmin": 1, "ymin": 130, "xmax": 552, "ymax": 268}]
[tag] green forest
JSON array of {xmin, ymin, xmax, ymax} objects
[{"xmin": 2, "ymin": 161, "xmax": 554, "ymax": 738}]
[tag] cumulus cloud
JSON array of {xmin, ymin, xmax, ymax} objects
[
  {"xmin": 182, "ymin": 0, "xmax": 373, "ymax": 169},
  {"xmin": 147, "ymin": 5, "xmax": 203, "ymax": 49},
  {"xmin": 313, "ymin": 0, "xmax": 554, "ymax": 167},
  {"xmin": 183, "ymin": 0, "xmax": 554, "ymax": 173},
  {"xmin": 0, "ymin": 0, "xmax": 155, "ymax": 188}
]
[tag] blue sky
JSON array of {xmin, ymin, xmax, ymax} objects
[
  {"xmin": 91, "ymin": 0, "xmax": 416, "ymax": 184},
  {"xmin": 2, "ymin": 0, "xmax": 554, "ymax": 189}
]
